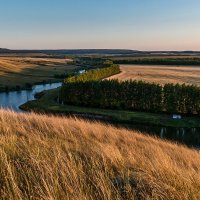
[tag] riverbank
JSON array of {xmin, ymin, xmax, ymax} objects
[
  {"xmin": 0, "ymin": 82, "xmax": 62, "ymax": 112},
  {"xmin": 20, "ymin": 87, "xmax": 200, "ymax": 128},
  {"xmin": 0, "ymin": 80, "xmax": 63, "ymax": 93}
]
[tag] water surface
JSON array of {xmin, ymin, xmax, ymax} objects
[{"xmin": 0, "ymin": 82, "xmax": 62, "ymax": 112}]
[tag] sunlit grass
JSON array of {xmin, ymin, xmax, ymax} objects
[{"xmin": 0, "ymin": 109, "xmax": 200, "ymax": 199}]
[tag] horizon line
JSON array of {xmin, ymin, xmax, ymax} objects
[{"xmin": 1, "ymin": 48, "xmax": 200, "ymax": 52}]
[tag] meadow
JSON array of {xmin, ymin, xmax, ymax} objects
[
  {"xmin": 108, "ymin": 64, "xmax": 200, "ymax": 85},
  {"xmin": 0, "ymin": 56, "xmax": 75, "ymax": 91},
  {"xmin": 0, "ymin": 109, "xmax": 200, "ymax": 199}
]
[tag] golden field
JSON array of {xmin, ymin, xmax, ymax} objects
[
  {"xmin": 108, "ymin": 64, "xmax": 200, "ymax": 85},
  {"xmin": 0, "ymin": 109, "xmax": 200, "ymax": 199},
  {"xmin": 0, "ymin": 57, "xmax": 75, "ymax": 90}
]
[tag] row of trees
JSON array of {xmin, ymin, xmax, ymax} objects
[
  {"xmin": 61, "ymin": 80, "xmax": 200, "ymax": 115},
  {"xmin": 113, "ymin": 58, "xmax": 200, "ymax": 66},
  {"xmin": 64, "ymin": 64, "xmax": 120, "ymax": 83},
  {"xmin": 163, "ymin": 84, "xmax": 200, "ymax": 114}
]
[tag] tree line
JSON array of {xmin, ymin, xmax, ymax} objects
[
  {"xmin": 61, "ymin": 80, "xmax": 200, "ymax": 115},
  {"xmin": 64, "ymin": 64, "xmax": 120, "ymax": 83},
  {"xmin": 113, "ymin": 58, "xmax": 200, "ymax": 66}
]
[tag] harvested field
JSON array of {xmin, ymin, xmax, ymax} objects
[{"xmin": 108, "ymin": 64, "xmax": 200, "ymax": 85}]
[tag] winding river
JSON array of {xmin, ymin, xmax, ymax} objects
[
  {"xmin": 0, "ymin": 82, "xmax": 200, "ymax": 148},
  {"xmin": 0, "ymin": 82, "xmax": 62, "ymax": 112}
]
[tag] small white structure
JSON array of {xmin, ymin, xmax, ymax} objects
[
  {"xmin": 172, "ymin": 114, "xmax": 182, "ymax": 120},
  {"xmin": 78, "ymin": 70, "xmax": 86, "ymax": 74}
]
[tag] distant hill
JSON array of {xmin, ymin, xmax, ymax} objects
[
  {"xmin": 0, "ymin": 48, "xmax": 11, "ymax": 53},
  {"xmin": 1, "ymin": 48, "xmax": 200, "ymax": 56},
  {"xmin": 0, "ymin": 49, "xmax": 141, "ymax": 55}
]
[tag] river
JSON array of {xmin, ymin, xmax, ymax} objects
[
  {"xmin": 0, "ymin": 82, "xmax": 200, "ymax": 148},
  {"xmin": 0, "ymin": 82, "xmax": 62, "ymax": 112}
]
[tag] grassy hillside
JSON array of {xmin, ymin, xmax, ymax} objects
[
  {"xmin": 1, "ymin": 109, "xmax": 200, "ymax": 199},
  {"xmin": 0, "ymin": 57, "xmax": 76, "ymax": 91}
]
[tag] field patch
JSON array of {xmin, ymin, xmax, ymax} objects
[
  {"xmin": 108, "ymin": 64, "xmax": 200, "ymax": 85},
  {"xmin": 0, "ymin": 57, "xmax": 76, "ymax": 90}
]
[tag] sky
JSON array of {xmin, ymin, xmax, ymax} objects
[{"xmin": 0, "ymin": 0, "xmax": 200, "ymax": 50}]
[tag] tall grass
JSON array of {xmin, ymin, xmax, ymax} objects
[{"xmin": 0, "ymin": 109, "xmax": 200, "ymax": 199}]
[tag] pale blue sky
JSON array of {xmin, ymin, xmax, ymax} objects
[{"xmin": 0, "ymin": 0, "xmax": 200, "ymax": 50}]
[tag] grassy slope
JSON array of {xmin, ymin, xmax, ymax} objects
[
  {"xmin": 0, "ymin": 57, "xmax": 76, "ymax": 91},
  {"xmin": 20, "ymin": 88, "xmax": 200, "ymax": 128},
  {"xmin": 1, "ymin": 109, "xmax": 200, "ymax": 199}
]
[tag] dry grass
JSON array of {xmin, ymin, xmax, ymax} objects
[
  {"xmin": 0, "ymin": 57, "xmax": 75, "ymax": 89},
  {"xmin": 0, "ymin": 109, "xmax": 200, "ymax": 199},
  {"xmin": 108, "ymin": 65, "xmax": 200, "ymax": 86},
  {"xmin": 0, "ymin": 57, "xmax": 71, "ymax": 73}
]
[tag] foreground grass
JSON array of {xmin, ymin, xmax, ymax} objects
[
  {"xmin": 1, "ymin": 109, "xmax": 200, "ymax": 199},
  {"xmin": 21, "ymin": 88, "xmax": 200, "ymax": 128}
]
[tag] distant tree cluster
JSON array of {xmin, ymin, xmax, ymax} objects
[
  {"xmin": 73, "ymin": 57, "xmax": 113, "ymax": 69},
  {"xmin": 61, "ymin": 80, "xmax": 200, "ymax": 115},
  {"xmin": 64, "ymin": 64, "xmax": 120, "ymax": 83},
  {"xmin": 54, "ymin": 73, "xmax": 76, "ymax": 79},
  {"xmin": 113, "ymin": 58, "xmax": 200, "ymax": 66}
]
